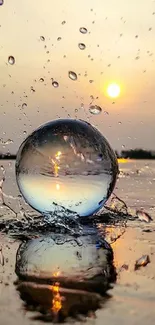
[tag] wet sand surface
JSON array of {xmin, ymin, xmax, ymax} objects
[
  {"xmin": 1, "ymin": 225, "xmax": 155, "ymax": 325},
  {"xmin": 0, "ymin": 160, "xmax": 155, "ymax": 324}
]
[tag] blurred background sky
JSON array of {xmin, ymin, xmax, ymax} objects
[{"xmin": 0, "ymin": 0, "xmax": 155, "ymax": 154}]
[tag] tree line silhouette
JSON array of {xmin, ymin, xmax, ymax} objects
[
  {"xmin": 115, "ymin": 149, "xmax": 155, "ymax": 159},
  {"xmin": 1, "ymin": 149, "xmax": 155, "ymax": 160}
]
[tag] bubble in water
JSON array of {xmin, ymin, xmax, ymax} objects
[
  {"xmin": 78, "ymin": 43, "xmax": 86, "ymax": 50},
  {"xmin": 79, "ymin": 27, "xmax": 87, "ymax": 34},
  {"xmin": 8, "ymin": 56, "xmax": 15, "ymax": 65},
  {"xmin": 15, "ymin": 119, "xmax": 118, "ymax": 217},
  {"xmin": 89, "ymin": 105, "xmax": 102, "ymax": 115},
  {"xmin": 52, "ymin": 81, "xmax": 59, "ymax": 88},
  {"xmin": 68, "ymin": 71, "xmax": 77, "ymax": 81}
]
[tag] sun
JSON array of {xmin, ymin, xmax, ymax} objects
[{"xmin": 107, "ymin": 83, "xmax": 120, "ymax": 98}]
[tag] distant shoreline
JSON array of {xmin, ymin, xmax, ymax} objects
[
  {"xmin": 0, "ymin": 155, "xmax": 16, "ymax": 160},
  {"xmin": 1, "ymin": 149, "xmax": 155, "ymax": 160},
  {"xmin": 1, "ymin": 155, "xmax": 155, "ymax": 161}
]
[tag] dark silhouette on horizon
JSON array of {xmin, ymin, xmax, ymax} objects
[
  {"xmin": 0, "ymin": 149, "xmax": 155, "ymax": 160},
  {"xmin": 0, "ymin": 153, "xmax": 16, "ymax": 160},
  {"xmin": 115, "ymin": 149, "xmax": 155, "ymax": 159}
]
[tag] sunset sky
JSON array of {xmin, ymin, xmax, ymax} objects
[{"xmin": 0, "ymin": 0, "xmax": 155, "ymax": 154}]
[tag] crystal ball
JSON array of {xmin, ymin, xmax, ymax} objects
[{"xmin": 15, "ymin": 119, "xmax": 118, "ymax": 217}]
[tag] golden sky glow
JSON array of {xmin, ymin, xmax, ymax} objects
[{"xmin": 0, "ymin": 0, "xmax": 155, "ymax": 152}]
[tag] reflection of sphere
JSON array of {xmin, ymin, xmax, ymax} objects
[
  {"xmin": 15, "ymin": 234, "xmax": 115, "ymax": 320},
  {"xmin": 15, "ymin": 233, "xmax": 114, "ymax": 292},
  {"xmin": 17, "ymin": 281, "xmax": 103, "ymax": 321},
  {"xmin": 16, "ymin": 119, "xmax": 118, "ymax": 216}
]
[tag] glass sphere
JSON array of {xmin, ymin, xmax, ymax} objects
[{"xmin": 16, "ymin": 119, "xmax": 118, "ymax": 217}]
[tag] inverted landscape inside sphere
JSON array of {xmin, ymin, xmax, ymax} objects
[{"xmin": 16, "ymin": 119, "xmax": 118, "ymax": 217}]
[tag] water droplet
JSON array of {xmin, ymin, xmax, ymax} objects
[
  {"xmin": 52, "ymin": 81, "xmax": 59, "ymax": 88},
  {"xmin": 8, "ymin": 56, "xmax": 15, "ymax": 65},
  {"xmin": 39, "ymin": 78, "xmax": 44, "ymax": 82},
  {"xmin": 16, "ymin": 119, "xmax": 118, "ymax": 217},
  {"xmin": 5, "ymin": 139, "xmax": 13, "ymax": 145},
  {"xmin": 68, "ymin": 71, "xmax": 77, "ymax": 81},
  {"xmin": 40, "ymin": 36, "xmax": 45, "ymax": 41},
  {"xmin": 30, "ymin": 86, "xmax": 35, "ymax": 93},
  {"xmin": 78, "ymin": 43, "xmax": 86, "ymax": 50},
  {"xmin": 89, "ymin": 105, "xmax": 102, "ymax": 115},
  {"xmin": 22, "ymin": 103, "xmax": 27, "ymax": 109},
  {"xmin": 0, "ymin": 138, "xmax": 13, "ymax": 145},
  {"xmin": 79, "ymin": 27, "xmax": 87, "ymax": 34}
]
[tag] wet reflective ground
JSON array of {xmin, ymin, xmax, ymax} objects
[
  {"xmin": 15, "ymin": 232, "xmax": 115, "ymax": 322},
  {"xmin": 0, "ymin": 160, "xmax": 155, "ymax": 324}
]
